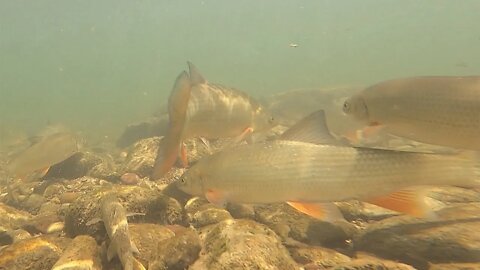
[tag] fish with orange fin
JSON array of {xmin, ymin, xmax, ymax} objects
[
  {"xmin": 343, "ymin": 76, "xmax": 480, "ymax": 150},
  {"xmin": 177, "ymin": 110, "xmax": 480, "ymax": 221},
  {"xmin": 151, "ymin": 62, "xmax": 276, "ymax": 179},
  {"xmin": 6, "ymin": 131, "xmax": 80, "ymax": 181}
]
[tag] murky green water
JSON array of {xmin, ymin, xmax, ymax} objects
[{"xmin": 1, "ymin": 1, "xmax": 480, "ymax": 141}]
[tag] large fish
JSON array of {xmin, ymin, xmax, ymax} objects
[
  {"xmin": 342, "ymin": 76, "xmax": 480, "ymax": 150},
  {"xmin": 177, "ymin": 110, "xmax": 479, "ymax": 220},
  {"xmin": 151, "ymin": 62, "xmax": 276, "ymax": 179},
  {"xmin": 91, "ymin": 193, "xmax": 145, "ymax": 270},
  {"xmin": 6, "ymin": 131, "xmax": 79, "ymax": 179}
]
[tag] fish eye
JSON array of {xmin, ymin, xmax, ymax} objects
[
  {"xmin": 269, "ymin": 116, "xmax": 275, "ymax": 123},
  {"xmin": 343, "ymin": 101, "xmax": 351, "ymax": 113}
]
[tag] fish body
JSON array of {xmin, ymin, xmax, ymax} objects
[
  {"xmin": 152, "ymin": 62, "xmax": 275, "ymax": 179},
  {"xmin": 179, "ymin": 140, "xmax": 478, "ymax": 204},
  {"xmin": 343, "ymin": 76, "xmax": 480, "ymax": 150},
  {"xmin": 6, "ymin": 132, "xmax": 79, "ymax": 178},
  {"xmin": 99, "ymin": 193, "xmax": 142, "ymax": 270}
]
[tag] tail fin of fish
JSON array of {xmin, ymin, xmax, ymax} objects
[
  {"xmin": 151, "ymin": 71, "xmax": 191, "ymax": 179},
  {"xmin": 280, "ymin": 110, "xmax": 349, "ymax": 146}
]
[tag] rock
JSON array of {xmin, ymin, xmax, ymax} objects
[
  {"xmin": 429, "ymin": 262, "xmax": 480, "ymax": 270},
  {"xmin": 0, "ymin": 235, "xmax": 70, "ymax": 270},
  {"xmin": 336, "ymin": 201, "xmax": 399, "ymax": 222},
  {"xmin": 288, "ymin": 246, "xmax": 351, "ymax": 269},
  {"xmin": 191, "ymin": 208, "xmax": 233, "ymax": 228},
  {"xmin": 51, "ymin": 235, "xmax": 101, "ymax": 270},
  {"xmin": 355, "ymin": 203, "xmax": 480, "ymax": 269},
  {"xmin": 120, "ymin": 172, "xmax": 141, "ymax": 185},
  {"xmin": 0, "ymin": 229, "xmax": 31, "ymax": 246},
  {"xmin": 18, "ymin": 194, "xmax": 44, "ymax": 214},
  {"xmin": 116, "ymin": 116, "xmax": 168, "ymax": 148},
  {"xmin": 38, "ymin": 201, "xmax": 61, "ymax": 215},
  {"xmin": 87, "ymin": 153, "xmax": 121, "ymax": 182},
  {"xmin": 22, "ymin": 212, "xmax": 62, "ymax": 234},
  {"xmin": 129, "ymin": 223, "xmax": 175, "ymax": 266},
  {"xmin": 0, "ymin": 202, "xmax": 33, "ymax": 231},
  {"xmin": 255, "ymin": 203, "xmax": 356, "ymax": 248},
  {"xmin": 64, "ymin": 185, "xmax": 185, "ymax": 240},
  {"xmin": 190, "ymin": 219, "xmax": 299, "ymax": 270},
  {"xmin": 149, "ymin": 228, "xmax": 201, "ymax": 270},
  {"xmin": 226, "ymin": 203, "xmax": 256, "ymax": 220},
  {"xmin": 45, "ymin": 152, "xmax": 103, "ymax": 180},
  {"xmin": 328, "ymin": 253, "xmax": 416, "ymax": 270},
  {"xmin": 122, "ymin": 137, "xmax": 161, "ymax": 178}
]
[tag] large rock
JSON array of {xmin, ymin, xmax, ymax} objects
[
  {"xmin": 51, "ymin": 235, "xmax": 101, "ymax": 270},
  {"xmin": 0, "ymin": 235, "xmax": 70, "ymax": 270},
  {"xmin": 149, "ymin": 228, "xmax": 201, "ymax": 270},
  {"xmin": 0, "ymin": 202, "xmax": 33, "ymax": 232},
  {"xmin": 355, "ymin": 203, "xmax": 480, "ymax": 269},
  {"xmin": 190, "ymin": 219, "xmax": 299, "ymax": 269},
  {"xmin": 429, "ymin": 262, "xmax": 480, "ymax": 270},
  {"xmin": 328, "ymin": 253, "xmax": 416, "ymax": 270},
  {"xmin": 184, "ymin": 197, "xmax": 233, "ymax": 228},
  {"xmin": 121, "ymin": 137, "xmax": 161, "ymax": 178},
  {"xmin": 255, "ymin": 203, "xmax": 357, "ymax": 248},
  {"xmin": 129, "ymin": 223, "xmax": 175, "ymax": 266},
  {"xmin": 288, "ymin": 245, "xmax": 351, "ymax": 269}
]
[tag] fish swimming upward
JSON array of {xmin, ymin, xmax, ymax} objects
[
  {"xmin": 88, "ymin": 193, "xmax": 145, "ymax": 270},
  {"xmin": 6, "ymin": 131, "xmax": 79, "ymax": 180},
  {"xmin": 342, "ymin": 76, "xmax": 480, "ymax": 150},
  {"xmin": 151, "ymin": 62, "xmax": 276, "ymax": 179},
  {"xmin": 177, "ymin": 110, "xmax": 480, "ymax": 220}
]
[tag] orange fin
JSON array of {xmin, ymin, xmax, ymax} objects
[
  {"xmin": 205, "ymin": 189, "xmax": 228, "ymax": 207},
  {"xmin": 287, "ymin": 201, "xmax": 345, "ymax": 222},
  {"xmin": 233, "ymin": 127, "xmax": 254, "ymax": 144},
  {"xmin": 179, "ymin": 142, "xmax": 188, "ymax": 167},
  {"xmin": 35, "ymin": 166, "xmax": 50, "ymax": 178},
  {"xmin": 367, "ymin": 189, "xmax": 436, "ymax": 219}
]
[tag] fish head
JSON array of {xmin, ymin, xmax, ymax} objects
[
  {"xmin": 176, "ymin": 166, "xmax": 205, "ymax": 196},
  {"xmin": 342, "ymin": 94, "xmax": 369, "ymax": 122},
  {"xmin": 252, "ymin": 106, "xmax": 278, "ymax": 132}
]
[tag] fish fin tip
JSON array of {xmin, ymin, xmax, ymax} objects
[
  {"xmin": 233, "ymin": 127, "xmax": 254, "ymax": 144},
  {"xmin": 287, "ymin": 201, "xmax": 345, "ymax": 222},
  {"xmin": 131, "ymin": 241, "xmax": 140, "ymax": 255},
  {"xmin": 187, "ymin": 61, "xmax": 207, "ymax": 85},
  {"xmin": 205, "ymin": 189, "xmax": 227, "ymax": 207},
  {"xmin": 180, "ymin": 143, "xmax": 189, "ymax": 167},
  {"xmin": 280, "ymin": 110, "xmax": 347, "ymax": 146},
  {"xmin": 107, "ymin": 242, "xmax": 117, "ymax": 261},
  {"xmin": 367, "ymin": 188, "xmax": 433, "ymax": 218}
]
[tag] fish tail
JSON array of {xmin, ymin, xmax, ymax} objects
[{"xmin": 151, "ymin": 70, "xmax": 191, "ymax": 179}]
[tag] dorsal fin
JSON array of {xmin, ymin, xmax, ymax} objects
[
  {"xmin": 280, "ymin": 110, "xmax": 349, "ymax": 146},
  {"xmin": 187, "ymin": 61, "xmax": 207, "ymax": 85}
]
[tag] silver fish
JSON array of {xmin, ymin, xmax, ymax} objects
[
  {"xmin": 177, "ymin": 110, "xmax": 479, "ymax": 220},
  {"xmin": 343, "ymin": 76, "xmax": 480, "ymax": 150}
]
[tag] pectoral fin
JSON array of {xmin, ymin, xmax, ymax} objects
[
  {"xmin": 367, "ymin": 188, "xmax": 435, "ymax": 219},
  {"xmin": 287, "ymin": 201, "xmax": 345, "ymax": 222},
  {"xmin": 233, "ymin": 127, "xmax": 254, "ymax": 144},
  {"xmin": 107, "ymin": 242, "xmax": 117, "ymax": 261},
  {"xmin": 205, "ymin": 189, "xmax": 228, "ymax": 207}
]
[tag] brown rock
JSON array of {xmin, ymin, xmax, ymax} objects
[
  {"xmin": 51, "ymin": 235, "xmax": 101, "ymax": 270},
  {"xmin": 121, "ymin": 137, "xmax": 161, "ymax": 178},
  {"xmin": 429, "ymin": 262, "xmax": 480, "ymax": 270},
  {"xmin": 288, "ymin": 246, "xmax": 351, "ymax": 268},
  {"xmin": 190, "ymin": 219, "xmax": 299, "ymax": 269},
  {"xmin": 129, "ymin": 223, "xmax": 175, "ymax": 266}
]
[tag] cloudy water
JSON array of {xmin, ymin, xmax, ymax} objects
[{"xmin": 1, "ymin": 1, "xmax": 480, "ymax": 269}]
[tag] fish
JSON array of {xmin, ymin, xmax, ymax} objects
[
  {"xmin": 342, "ymin": 76, "xmax": 480, "ymax": 150},
  {"xmin": 51, "ymin": 235, "xmax": 102, "ymax": 270},
  {"xmin": 6, "ymin": 131, "xmax": 79, "ymax": 180},
  {"xmin": 88, "ymin": 193, "xmax": 145, "ymax": 270},
  {"xmin": 177, "ymin": 110, "xmax": 480, "ymax": 220},
  {"xmin": 151, "ymin": 62, "xmax": 276, "ymax": 179}
]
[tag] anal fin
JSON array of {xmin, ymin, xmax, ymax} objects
[
  {"xmin": 367, "ymin": 188, "xmax": 436, "ymax": 219},
  {"xmin": 233, "ymin": 127, "xmax": 254, "ymax": 144},
  {"xmin": 205, "ymin": 189, "xmax": 228, "ymax": 207},
  {"xmin": 287, "ymin": 201, "xmax": 345, "ymax": 222}
]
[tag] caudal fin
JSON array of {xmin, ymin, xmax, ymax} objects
[{"xmin": 151, "ymin": 71, "xmax": 191, "ymax": 179}]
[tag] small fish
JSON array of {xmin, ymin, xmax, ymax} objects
[
  {"xmin": 177, "ymin": 110, "xmax": 480, "ymax": 220},
  {"xmin": 6, "ymin": 131, "xmax": 79, "ymax": 180},
  {"xmin": 151, "ymin": 62, "xmax": 276, "ymax": 179},
  {"xmin": 51, "ymin": 235, "xmax": 102, "ymax": 270},
  {"xmin": 89, "ymin": 193, "xmax": 145, "ymax": 270},
  {"xmin": 343, "ymin": 76, "xmax": 480, "ymax": 150}
]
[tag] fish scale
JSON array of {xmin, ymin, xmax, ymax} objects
[{"xmin": 179, "ymin": 140, "xmax": 477, "ymax": 205}]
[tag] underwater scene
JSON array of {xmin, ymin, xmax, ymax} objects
[{"xmin": 1, "ymin": 1, "xmax": 480, "ymax": 269}]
